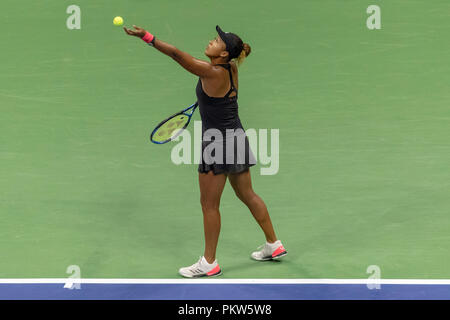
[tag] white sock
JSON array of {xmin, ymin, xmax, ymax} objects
[
  {"xmin": 266, "ymin": 240, "xmax": 281, "ymax": 249},
  {"xmin": 201, "ymin": 256, "xmax": 216, "ymax": 267}
]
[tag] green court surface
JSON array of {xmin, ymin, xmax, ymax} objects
[{"xmin": 1, "ymin": 0, "xmax": 449, "ymax": 279}]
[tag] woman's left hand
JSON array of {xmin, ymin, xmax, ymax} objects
[{"xmin": 123, "ymin": 25, "xmax": 146, "ymax": 38}]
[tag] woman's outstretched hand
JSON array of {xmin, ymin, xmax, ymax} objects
[{"xmin": 123, "ymin": 25, "xmax": 146, "ymax": 38}]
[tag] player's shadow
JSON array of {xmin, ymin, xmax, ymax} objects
[
  {"xmin": 222, "ymin": 258, "xmax": 283, "ymax": 274},
  {"xmin": 222, "ymin": 257, "xmax": 314, "ymax": 279}
]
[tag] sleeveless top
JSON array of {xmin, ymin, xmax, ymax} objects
[{"xmin": 195, "ymin": 63, "xmax": 244, "ymax": 136}]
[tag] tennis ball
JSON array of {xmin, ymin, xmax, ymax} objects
[{"xmin": 113, "ymin": 16, "xmax": 124, "ymax": 26}]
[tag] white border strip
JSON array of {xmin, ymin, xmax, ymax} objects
[{"xmin": 0, "ymin": 279, "xmax": 450, "ymax": 285}]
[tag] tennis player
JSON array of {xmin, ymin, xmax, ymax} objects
[{"xmin": 124, "ymin": 25, "xmax": 287, "ymax": 277}]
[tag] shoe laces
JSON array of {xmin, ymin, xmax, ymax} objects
[
  {"xmin": 256, "ymin": 244, "xmax": 265, "ymax": 251},
  {"xmin": 187, "ymin": 256, "xmax": 203, "ymax": 270},
  {"xmin": 256, "ymin": 242, "xmax": 279, "ymax": 253}
]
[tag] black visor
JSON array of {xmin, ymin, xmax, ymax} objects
[{"xmin": 216, "ymin": 25, "xmax": 244, "ymax": 60}]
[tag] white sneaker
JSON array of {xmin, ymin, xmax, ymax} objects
[
  {"xmin": 179, "ymin": 256, "xmax": 222, "ymax": 278},
  {"xmin": 251, "ymin": 240, "xmax": 287, "ymax": 261}
]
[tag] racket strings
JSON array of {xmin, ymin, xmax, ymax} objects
[{"xmin": 152, "ymin": 114, "xmax": 189, "ymax": 142}]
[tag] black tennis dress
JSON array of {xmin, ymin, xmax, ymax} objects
[{"xmin": 196, "ymin": 63, "xmax": 256, "ymax": 175}]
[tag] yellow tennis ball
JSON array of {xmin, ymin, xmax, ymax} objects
[{"xmin": 113, "ymin": 16, "xmax": 124, "ymax": 26}]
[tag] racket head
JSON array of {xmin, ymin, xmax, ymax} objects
[{"xmin": 150, "ymin": 102, "xmax": 198, "ymax": 144}]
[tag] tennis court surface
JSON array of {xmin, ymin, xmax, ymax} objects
[{"xmin": 1, "ymin": 0, "xmax": 449, "ymax": 300}]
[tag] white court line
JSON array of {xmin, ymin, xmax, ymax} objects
[{"xmin": 0, "ymin": 279, "xmax": 450, "ymax": 285}]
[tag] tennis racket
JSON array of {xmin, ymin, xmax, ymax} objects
[{"xmin": 150, "ymin": 101, "xmax": 199, "ymax": 144}]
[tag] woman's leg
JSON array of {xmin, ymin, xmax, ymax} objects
[
  {"xmin": 199, "ymin": 171, "xmax": 228, "ymax": 264},
  {"xmin": 228, "ymin": 169, "xmax": 277, "ymax": 243}
]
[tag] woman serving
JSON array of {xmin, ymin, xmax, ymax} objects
[{"xmin": 124, "ymin": 25, "xmax": 287, "ymax": 278}]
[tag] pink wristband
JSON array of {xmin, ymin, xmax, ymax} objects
[{"xmin": 142, "ymin": 31, "xmax": 155, "ymax": 44}]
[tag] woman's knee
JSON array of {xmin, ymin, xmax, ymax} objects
[
  {"xmin": 200, "ymin": 196, "xmax": 220, "ymax": 212},
  {"xmin": 235, "ymin": 190, "xmax": 257, "ymax": 206}
]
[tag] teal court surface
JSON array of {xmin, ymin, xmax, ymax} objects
[{"xmin": 1, "ymin": 0, "xmax": 449, "ymax": 299}]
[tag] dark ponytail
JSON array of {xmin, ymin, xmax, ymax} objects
[{"xmin": 234, "ymin": 43, "xmax": 251, "ymax": 67}]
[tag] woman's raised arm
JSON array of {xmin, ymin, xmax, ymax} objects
[{"xmin": 124, "ymin": 25, "xmax": 219, "ymax": 78}]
